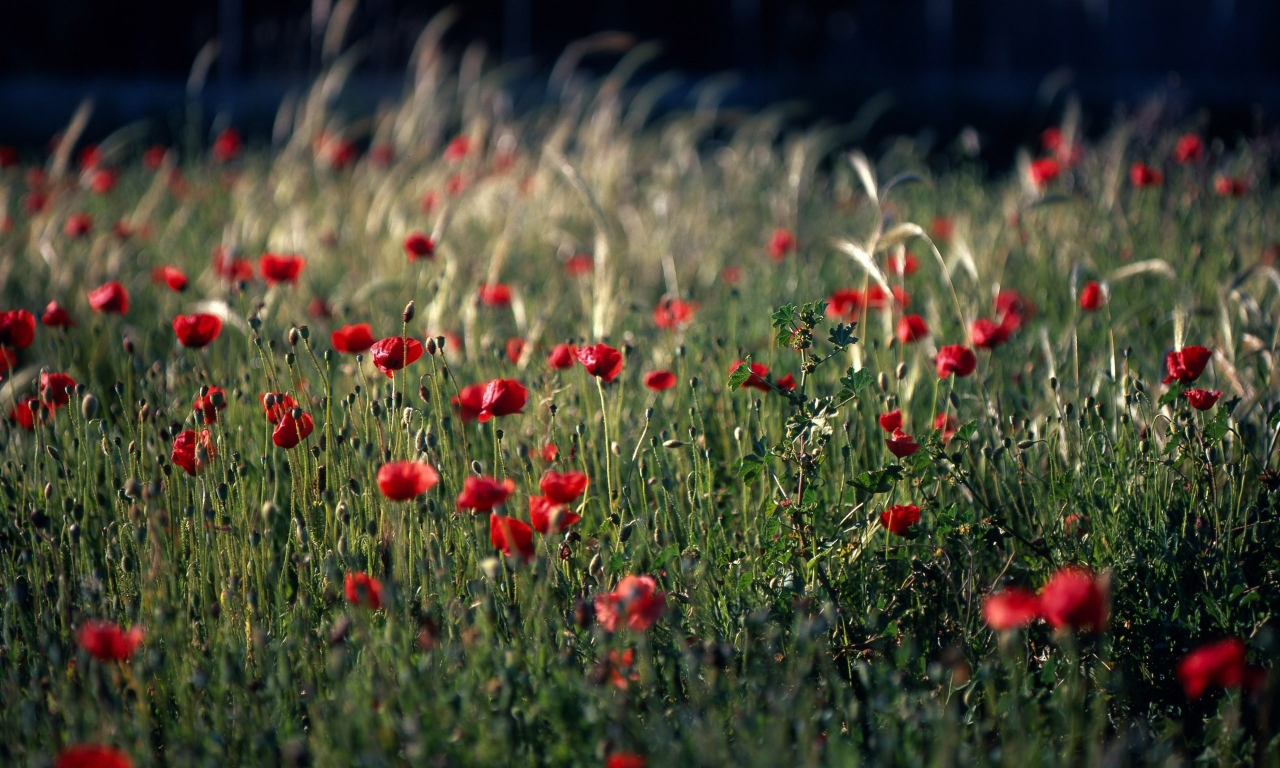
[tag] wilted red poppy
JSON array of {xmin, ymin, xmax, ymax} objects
[
  {"xmin": 766, "ymin": 227, "xmax": 795, "ymax": 262},
  {"xmin": 878, "ymin": 409, "xmax": 902, "ymax": 432},
  {"xmin": 213, "ymin": 247, "xmax": 254, "ymax": 282},
  {"xmin": 77, "ymin": 620, "xmax": 143, "ymax": 661},
  {"xmin": 506, "ymin": 337, "xmax": 525, "ymax": 363},
  {"xmin": 1177, "ymin": 639, "xmax": 1247, "ymax": 700},
  {"xmin": 529, "ymin": 495, "xmax": 581, "ymax": 535},
  {"xmin": 171, "ymin": 429, "xmax": 216, "ymax": 476},
  {"xmin": 490, "ymin": 514, "xmax": 536, "ymax": 563},
  {"xmin": 1184, "ymin": 389, "xmax": 1222, "ymax": 411},
  {"xmin": 444, "ymin": 135, "xmax": 471, "ymax": 163},
  {"xmin": 886, "ymin": 429, "xmax": 919, "ymax": 458},
  {"xmin": 260, "ymin": 392, "xmax": 298, "ymax": 423},
  {"xmin": 564, "ymin": 254, "xmax": 593, "ymax": 276},
  {"xmin": 1078, "ymin": 281, "xmax": 1104, "ymax": 311},
  {"xmin": 645, "ymin": 370, "xmax": 676, "ymax": 391},
  {"xmin": 88, "ymin": 281, "xmax": 129, "ymax": 314},
  {"xmin": 0, "ymin": 309, "xmax": 35, "ymax": 349},
  {"xmin": 172, "ymin": 314, "xmax": 222, "ymax": 348},
  {"xmin": 404, "ymin": 231, "xmax": 435, "ymax": 260},
  {"xmin": 547, "ymin": 343, "xmax": 577, "ymax": 370},
  {"xmin": 1129, "ymin": 162, "xmax": 1163, "ymax": 188},
  {"xmin": 212, "ymin": 127, "xmax": 242, "ymax": 163},
  {"xmin": 577, "ymin": 343, "xmax": 624, "ymax": 382},
  {"xmin": 55, "ymin": 744, "xmax": 134, "ymax": 768},
  {"xmin": 826, "ymin": 289, "xmax": 863, "ymax": 321},
  {"xmin": 595, "ymin": 575, "xmax": 666, "ymax": 633},
  {"xmin": 1163, "ymin": 345, "xmax": 1212, "ymax": 384},
  {"xmin": 272, "ymin": 411, "xmax": 314, "ymax": 449},
  {"xmin": 880, "ymin": 504, "xmax": 921, "ymax": 536},
  {"xmin": 377, "ymin": 460, "xmax": 440, "ymax": 501},
  {"xmin": 259, "ymin": 253, "xmax": 305, "ymax": 286},
  {"xmin": 451, "ymin": 378, "xmax": 528, "ymax": 422},
  {"xmin": 541, "ymin": 470, "xmax": 588, "ymax": 504},
  {"xmin": 344, "ymin": 572, "xmax": 383, "ymax": 609},
  {"xmin": 151, "ymin": 265, "xmax": 188, "ymax": 292},
  {"xmin": 936, "ymin": 345, "xmax": 976, "ymax": 378},
  {"xmin": 1029, "ymin": 157, "xmax": 1061, "ymax": 187},
  {"xmin": 653, "ymin": 298, "xmax": 697, "ymax": 329},
  {"xmin": 41, "ymin": 371, "xmax": 77, "ymax": 407},
  {"xmin": 9, "ymin": 395, "xmax": 40, "ymax": 430},
  {"xmin": 934, "ymin": 412, "xmax": 958, "ymax": 443},
  {"xmin": 370, "ymin": 336, "xmax": 424, "ymax": 377},
  {"xmin": 1214, "ymin": 176, "xmax": 1247, "ymax": 198},
  {"xmin": 730, "ymin": 360, "xmax": 771, "ymax": 392},
  {"xmin": 897, "ymin": 314, "xmax": 929, "ymax": 343},
  {"xmin": 606, "ymin": 753, "xmax": 647, "ymax": 768},
  {"xmin": 457, "ymin": 476, "xmax": 516, "ymax": 512},
  {"xmin": 193, "ymin": 386, "xmax": 226, "ymax": 424},
  {"xmin": 478, "ymin": 283, "xmax": 512, "ymax": 306},
  {"xmin": 887, "ymin": 251, "xmax": 919, "ymax": 277},
  {"xmin": 143, "ymin": 145, "xmax": 167, "ymax": 170},
  {"xmin": 970, "ymin": 318, "xmax": 1008, "ymax": 350},
  {"xmin": 982, "ymin": 588, "xmax": 1041, "ymax": 631},
  {"xmin": 1172, "ymin": 134, "xmax": 1204, "ymax": 165},
  {"xmin": 331, "ymin": 323, "xmax": 374, "ymax": 354},
  {"xmin": 65, "ymin": 213, "xmax": 93, "ymax": 238},
  {"xmin": 1038, "ymin": 566, "xmax": 1109, "ymax": 633}
]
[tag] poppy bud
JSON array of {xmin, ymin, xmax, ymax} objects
[
  {"xmin": 645, "ymin": 407, "xmax": 653, "ymax": 421},
  {"xmin": 248, "ymin": 314, "xmax": 262, "ymax": 331},
  {"xmin": 124, "ymin": 478, "xmax": 143, "ymax": 499},
  {"xmin": 896, "ymin": 363, "xmax": 907, "ymax": 380},
  {"xmin": 285, "ymin": 352, "xmax": 296, "ymax": 366},
  {"xmin": 1049, "ymin": 376, "xmax": 1058, "ymax": 390},
  {"xmin": 948, "ymin": 391, "xmax": 960, "ymax": 407},
  {"xmin": 689, "ymin": 376, "xmax": 699, "ymax": 389},
  {"xmin": 436, "ymin": 336, "xmax": 446, "ymax": 351},
  {"xmin": 425, "ymin": 338, "xmax": 437, "ymax": 355},
  {"xmin": 288, "ymin": 327, "xmax": 300, "ymax": 346},
  {"xmin": 299, "ymin": 325, "xmax": 310, "ymax": 340},
  {"xmin": 878, "ymin": 372, "xmax": 889, "ymax": 391},
  {"xmin": 123, "ymin": 337, "xmax": 135, "ymax": 355},
  {"xmin": 470, "ymin": 460, "xmax": 483, "ymax": 475},
  {"xmin": 403, "ymin": 301, "xmax": 416, "ymax": 323}
]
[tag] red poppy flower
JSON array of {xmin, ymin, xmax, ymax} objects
[
  {"xmin": 541, "ymin": 443, "xmax": 559, "ymax": 461},
  {"xmin": 55, "ymin": 744, "xmax": 134, "ymax": 768},
  {"xmin": 653, "ymin": 298, "xmax": 697, "ymax": 329},
  {"xmin": 344, "ymin": 572, "xmax": 384, "ymax": 609},
  {"xmin": 420, "ymin": 190, "xmax": 441, "ymax": 213},
  {"xmin": 490, "ymin": 513, "xmax": 536, "ymax": 563},
  {"xmin": 307, "ymin": 297, "xmax": 332, "ymax": 320},
  {"xmin": 1038, "ymin": 566, "xmax": 1109, "ymax": 633},
  {"xmin": 1184, "ymin": 389, "xmax": 1222, "ymax": 411},
  {"xmin": 1177, "ymin": 639, "xmax": 1247, "ymax": 700},
  {"xmin": 331, "ymin": 323, "xmax": 375, "ymax": 354},
  {"xmin": 595, "ymin": 575, "xmax": 666, "ymax": 633},
  {"xmin": 885, "ymin": 429, "xmax": 919, "ymax": 458},
  {"xmin": 643, "ymin": 370, "xmax": 675, "ymax": 390},
  {"xmin": 143, "ymin": 145, "xmax": 167, "ymax": 170},
  {"xmin": 1214, "ymin": 176, "xmax": 1248, "ymax": 198},
  {"xmin": 369, "ymin": 143, "xmax": 394, "ymax": 166},
  {"xmin": 444, "ymin": 135, "xmax": 471, "ymax": 163},
  {"xmin": 172, "ymin": 314, "xmax": 222, "ymax": 348},
  {"xmin": 0, "ymin": 347, "xmax": 16, "ymax": 374},
  {"xmin": 730, "ymin": 360, "xmax": 771, "ymax": 392},
  {"xmin": 506, "ymin": 337, "xmax": 525, "ymax": 363},
  {"xmin": 404, "ymin": 231, "xmax": 435, "ymax": 260},
  {"xmin": 879, "ymin": 504, "xmax": 921, "ymax": 536},
  {"xmin": 65, "ymin": 213, "xmax": 93, "ymax": 239},
  {"xmin": 577, "ymin": 343, "xmax": 624, "ymax": 382},
  {"xmin": 529, "ymin": 495, "xmax": 581, "ymax": 535},
  {"xmin": 1172, "ymin": 134, "xmax": 1204, "ymax": 165},
  {"xmin": 478, "ymin": 283, "xmax": 512, "ymax": 306},
  {"xmin": 259, "ymin": 253, "xmax": 305, "ymax": 286},
  {"xmin": 1078, "ymin": 281, "xmax": 1104, "ymax": 311},
  {"xmin": 776, "ymin": 373, "xmax": 797, "ymax": 391},
  {"xmin": 151, "ymin": 265, "xmax": 188, "ymax": 292},
  {"xmin": 41, "ymin": 372, "xmax": 77, "ymax": 408},
  {"xmin": 970, "ymin": 318, "xmax": 1008, "ymax": 350},
  {"xmin": 982, "ymin": 588, "xmax": 1041, "ymax": 631},
  {"xmin": 864, "ymin": 284, "xmax": 910, "ymax": 310},
  {"xmin": 272, "ymin": 412, "xmax": 314, "ymax": 449},
  {"xmin": 1163, "ymin": 345, "xmax": 1212, "ymax": 384},
  {"xmin": 721, "ymin": 266, "xmax": 743, "ymax": 284},
  {"xmin": 547, "ymin": 343, "xmax": 577, "ymax": 370},
  {"xmin": 9, "ymin": 395, "xmax": 40, "ymax": 430},
  {"xmin": 0, "ymin": 309, "xmax": 35, "ymax": 349},
  {"xmin": 88, "ymin": 281, "xmax": 129, "ymax": 314},
  {"xmin": 931, "ymin": 216, "xmax": 954, "ymax": 243},
  {"xmin": 212, "ymin": 127, "xmax": 242, "ymax": 163},
  {"xmin": 193, "ymin": 386, "xmax": 226, "ymax": 424},
  {"xmin": 451, "ymin": 378, "xmax": 528, "ymax": 423},
  {"xmin": 896, "ymin": 314, "xmax": 929, "ymax": 343},
  {"xmin": 994, "ymin": 289, "xmax": 1033, "ymax": 331},
  {"xmin": 878, "ymin": 410, "xmax": 902, "ymax": 432},
  {"xmin": 887, "ymin": 251, "xmax": 919, "ymax": 277},
  {"xmin": 170, "ymin": 429, "xmax": 216, "ymax": 476},
  {"xmin": 564, "ymin": 254, "xmax": 593, "ymax": 276},
  {"xmin": 88, "ymin": 168, "xmax": 117, "ymax": 195},
  {"xmin": 457, "ymin": 476, "xmax": 516, "ymax": 512},
  {"xmin": 541, "ymin": 470, "xmax": 588, "ymax": 504},
  {"xmin": 377, "ymin": 459, "xmax": 440, "ymax": 501},
  {"xmin": 934, "ymin": 412, "xmax": 958, "ymax": 443},
  {"xmin": 1029, "ymin": 157, "xmax": 1061, "ymax": 187},
  {"xmin": 606, "ymin": 754, "xmax": 647, "ymax": 768},
  {"xmin": 24, "ymin": 190, "xmax": 48, "ymax": 214},
  {"xmin": 260, "ymin": 392, "xmax": 298, "ymax": 423},
  {"xmin": 77, "ymin": 620, "xmax": 143, "ymax": 661},
  {"xmin": 370, "ymin": 336, "xmax": 424, "ymax": 377},
  {"xmin": 213, "ymin": 248, "xmax": 254, "ymax": 282},
  {"xmin": 766, "ymin": 227, "xmax": 795, "ymax": 262},
  {"xmin": 1129, "ymin": 162, "xmax": 1163, "ymax": 188},
  {"xmin": 936, "ymin": 345, "xmax": 977, "ymax": 378},
  {"xmin": 825, "ymin": 289, "xmax": 862, "ymax": 322}
]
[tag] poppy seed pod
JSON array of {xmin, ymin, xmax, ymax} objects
[
  {"xmin": 403, "ymin": 301, "xmax": 416, "ymax": 323},
  {"xmin": 81, "ymin": 394, "xmax": 99, "ymax": 419}
]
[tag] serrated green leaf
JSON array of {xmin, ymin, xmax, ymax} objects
[
  {"xmin": 727, "ymin": 356, "xmax": 753, "ymax": 390},
  {"xmin": 840, "ymin": 367, "xmax": 875, "ymax": 394},
  {"xmin": 1158, "ymin": 383, "xmax": 1183, "ymax": 406},
  {"xmin": 771, "ymin": 304, "xmax": 795, "ymax": 329},
  {"xmin": 734, "ymin": 454, "xmax": 767, "ymax": 483},
  {"xmin": 827, "ymin": 322, "xmax": 859, "ymax": 349},
  {"xmin": 953, "ymin": 420, "xmax": 978, "ymax": 443}
]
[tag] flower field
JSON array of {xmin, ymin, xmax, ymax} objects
[{"xmin": 0, "ymin": 28, "xmax": 1278, "ymax": 768}]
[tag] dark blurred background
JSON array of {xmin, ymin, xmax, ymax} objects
[{"xmin": 2, "ymin": 0, "xmax": 1279, "ymax": 158}]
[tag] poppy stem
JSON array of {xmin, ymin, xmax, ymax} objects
[{"xmin": 596, "ymin": 376, "xmax": 612, "ymax": 513}]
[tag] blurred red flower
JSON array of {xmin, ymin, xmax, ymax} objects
[
  {"xmin": 1184, "ymin": 389, "xmax": 1222, "ymax": 411},
  {"xmin": 378, "ymin": 460, "xmax": 440, "ymax": 501},
  {"xmin": 879, "ymin": 504, "xmax": 921, "ymax": 536},
  {"xmin": 595, "ymin": 575, "xmax": 665, "ymax": 633},
  {"xmin": 212, "ymin": 127, "xmax": 242, "ymax": 163},
  {"xmin": 506, "ymin": 337, "xmax": 525, "ymax": 363},
  {"xmin": 1177, "ymin": 639, "xmax": 1248, "ymax": 700},
  {"xmin": 193, "ymin": 386, "xmax": 226, "ymax": 424},
  {"xmin": 1214, "ymin": 176, "xmax": 1247, "ymax": 198},
  {"xmin": 826, "ymin": 289, "xmax": 863, "ymax": 321},
  {"xmin": 150, "ymin": 265, "xmax": 188, "ymax": 292},
  {"xmin": 272, "ymin": 412, "xmax": 314, "ymax": 449},
  {"xmin": 490, "ymin": 513, "xmax": 536, "ymax": 562},
  {"xmin": 404, "ymin": 231, "xmax": 435, "ymax": 260},
  {"xmin": 88, "ymin": 281, "xmax": 129, "ymax": 314},
  {"xmin": 451, "ymin": 378, "xmax": 527, "ymax": 422},
  {"xmin": 171, "ymin": 429, "xmax": 216, "ymax": 476},
  {"xmin": 1078, "ymin": 281, "xmax": 1104, "ymax": 311},
  {"xmin": 577, "ymin": 343, "xmax": 624, "ymax": 382},
  {"xmin": 730, "ymin": 360, "xmax": 771, "ymax": 392},
  {"xmin": 547, "ymin": 343, "xmax": 577, "ymax": 370},
  {"xmin": 344, "ymin": 572, "xmax": 384, "ymax": 609},
  {"xmin": 564, "ymin": 254, "xmax": 593, "ymax": 276},
  {"xmin": 885, "ymin": 429, "xmax": 919, "ymax": 458},
  {"xmin": 1029, "ymin": 157, "xmax": 1061, "ymax": 187},
  {"xmin": 458, "ymin": 476, "xmax": 516, "ymax": 512},
  {"xmin": 41, "ymin": 372, "xmax": 77, "ymax": 407},
  {"xmin": 1172, "ymin": 133, "xmax": 1204, "ymax": 165},
  {"xmin": 653, "ymin": 298, "xmax": 696, "ymax": 329},
  {"xmin": 77, "ymin": 620, "xmax": 143, "ymax": 661},
  {"xmin": 0, "ymin": 309, "xmax": 36, "ymax": 348},
  {"xmin": 934, "ymin": 412, "xmax": 958, "ymax": 443},
  {"xmin": 645, "ymin": 370, "xmax": 676, "ymax": 391},
  {"xmin": 55, "ymin": 745, "xmax": 134, "ymax": 768},
  {"xmin": 1163, "ymin": 345, "xmax": 1212, "ymax": 384},
  {"xmin": 529, "ymin": 495, "xmax": 581, "ymax": 535},
  {"xmin": 766, "ymin": 227, "xmax": 795, "ymax": 262},
  {"xmin": 213, "ymin": 247, "xmax": 254, "ymax": 282},
  {"xmin": 65, "ymin": 213, "xmax": 93, "ymax": 238},
  {"xmin": 1038, "ymin": 567, "xmax": 1109, "ymax": 633},
  {"xmin": 1129, "ymin": 162, "xmax": 1163, "ymax": 188},
  {"xmin": 370, "ymin": 336, "xmax": 424, "ymax": 377},
  {"xmin": 936, "ymin": 345, "xmax": 976, "ymax": 378},
  {"xmin": 541, "ymin": 470, "xmax": 588, "ymax": 504},
  {"xmin": 444, "ymin": 135, "xmax": 471, "ymax": 163},
  {"xmin": 259, "ymin": 253, "xmax": 306, "ymax": 286},
  {"xmin": 886, "ymin": 251, "xmax": 919, "ymax": 277},
  {"xmin": 172, "ymin": 314, "xmax": 222, "ymax": 348},
  {"xmin": 982, "ymin": 588, "xmax": 1041, "ymax": 631},
  {"xmin": 478, "ymin": 283, "xmax": 512, "ymax": 306},
  {"xmin": 896, "ymin": 314, "xmax": 929, "ymax": 343},
  {"xmin": 970, "ymin": 318, "xmax": 1008, "ymax": 349},
  {"xmin": 878, "ymin": 410, "xmax": 902, "ymax": 432},
  {"xmin": 331, "ymin": 324, "xmax": 375, "ymax": 354},
  {"xmin": 143, "ymin": 145, "xmax": 167, "ymax": 170}
]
